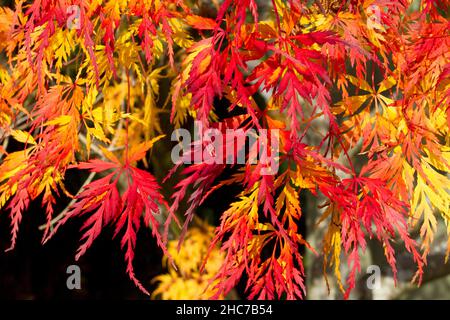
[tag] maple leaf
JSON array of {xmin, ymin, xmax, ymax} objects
[
  {"xmin": 48, "ymin": 158, "xmax": 170, "ymax": 295},
  {"xmin": 320, "ymin": 176, "xmax": 424, "ymax": 298}
]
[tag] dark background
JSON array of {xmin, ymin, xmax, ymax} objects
[{"xmin": 0, "ymin": 196, "xmax": 164, "ymax": 299}]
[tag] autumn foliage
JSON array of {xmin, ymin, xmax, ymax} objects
[{"xmin": 0, "ymin": 0, "xmax": 449, "ymax": 299}]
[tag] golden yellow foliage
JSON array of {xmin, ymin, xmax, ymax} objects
[{"xmin": 152, "ymin": 221, "xmax": 224, "ymax": 300}]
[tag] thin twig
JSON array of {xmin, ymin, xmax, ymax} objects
[{"xmin": 38, "ymin": 171, "xmax": 96, "ymax": 231}]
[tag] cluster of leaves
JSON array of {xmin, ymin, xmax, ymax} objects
[
  {"xmin": 0, "ymin": 0, "xmax": 448, "ymax": 299},
  {"xmin": 152, "ymin": 220, "xmax": 224, "ymax": 299}
]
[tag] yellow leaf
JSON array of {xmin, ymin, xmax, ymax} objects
[
  {"xmin": 346, "ymin": 75, "xmax": 373, "ymax": 93},
  {"xmin": 378, "ymin": 76, "xmax": 396, "ymax": 93},
  {"xmin": 338, "ymin": 95, "xmax": 370, "ymax": 114},
  {"xmin": 45, "ymin": 115, "xmax": 72, "ymax": 127},
  {"xmin": 10, "ymin": 129, "xmax": 36, "ymax": 145}
]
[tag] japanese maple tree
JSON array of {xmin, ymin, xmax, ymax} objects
[{"xmin": 0, "ymin": 0, "xmax": 448, "ymax": 299}]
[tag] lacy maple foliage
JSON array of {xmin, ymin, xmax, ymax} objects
[
  {"xmin": 152, "ymin": 220, "xmax": 224, "ymax": 299},
  {"xmin": 0, "ymin": 0, "xmax": 448, "ymax": 299}
]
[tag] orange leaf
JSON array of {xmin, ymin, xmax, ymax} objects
[{"xmin": 186, "ymin": 14, "xmax": 218, "ymax": 30}]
